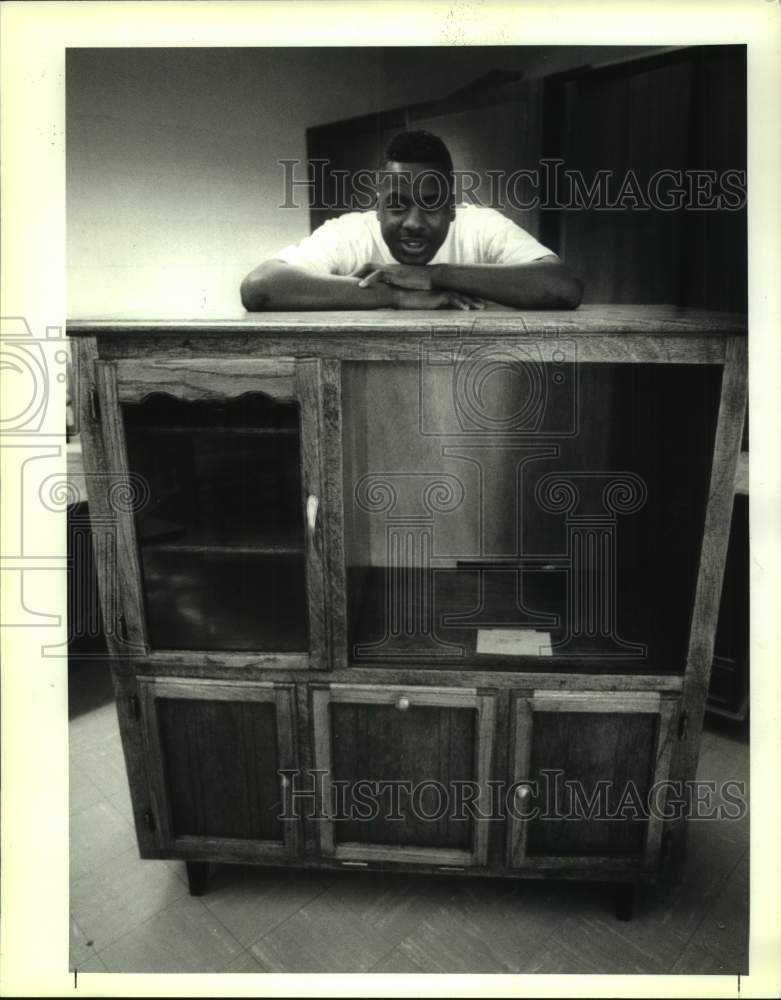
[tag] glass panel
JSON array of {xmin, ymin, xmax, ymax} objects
[
  {"xmin": 123, "ymin": 392, "xmax": 308, "ymax": 651},
  {"xmin": 342, "ymin": 359, "xmax": 721, "ymax": 672}
]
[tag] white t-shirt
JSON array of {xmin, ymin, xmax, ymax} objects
[{"xmin": 274, "ymin": 204, "xmax": 554, "ymax": 275}]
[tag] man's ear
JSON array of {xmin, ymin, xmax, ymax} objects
[{"xmin": 449, "ymin": 201, "xmax": 456, "ymax": 222}]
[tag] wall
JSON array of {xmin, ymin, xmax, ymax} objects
[{"xmin": 67, "ymin": 46, "xmax": 662, "ymax": 319}]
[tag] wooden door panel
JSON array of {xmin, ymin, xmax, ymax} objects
[
  {"xmin": 330, "ymin": 702, "xmax": 476, "ymax": 850},
  {"xmin": 138, "ymin": 678, "xmax": 300, "ymax": 860},
  {"xmin": 157, "ymin": 697, "xmax": 282, "ymax": 841},
  {"xmin": 525, "ymin": 710, "xmax": 658, "ymax": 857},
  {"xmin": 509, "ymin": 691, "xmax": 677, "ymax": 871},
  {"xmin": 312, "ymin": 684, "xmax": 496, "ymax": 866}
]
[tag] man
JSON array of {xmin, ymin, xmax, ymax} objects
[{"xmin": 241, "ymin": 130, "xmax": 582, "ymax": 311}]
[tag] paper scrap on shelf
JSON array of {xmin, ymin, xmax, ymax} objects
[{"xmin": 476, "ymin": 629, "xmax": 553, "ymax": 656}]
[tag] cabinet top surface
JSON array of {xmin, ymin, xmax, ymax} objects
[{"xmin": 67, "ymin": 305, "xmax": 746, "ymax": 339}]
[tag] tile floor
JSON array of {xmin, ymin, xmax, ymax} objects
[{"xmin": 69, "ymin": 663, "xmax": 750, "ymax": 976}]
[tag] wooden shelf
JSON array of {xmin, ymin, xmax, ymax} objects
[{"xmin": 348, "ymin": 566, "xmax": 686, "ymax": 674}]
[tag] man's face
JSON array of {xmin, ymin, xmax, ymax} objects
[{"xmin": 377, "ymin": 160, "xmax": 455, "ymax": 265}]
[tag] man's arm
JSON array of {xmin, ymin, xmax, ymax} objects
[
  {"xmin": 358, "ymin": 256, "xmax": 583, "ymax": 310},
  {"xmin": 240, "ymin": 260, "xmax": 482, "ymax": 311},
  {"xmin": 436, "ymin": 258, "xmax": 583, "ymax": 310}
]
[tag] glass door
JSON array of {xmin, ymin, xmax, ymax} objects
[{"xmin": 94, "ymin": 357, "xmax": 328, "ymax": 666}]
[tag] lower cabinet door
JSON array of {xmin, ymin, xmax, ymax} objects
[
  {"xmin": 311, "ymin": 683, "xmax": 496, "ymax": 867},
  {"xmin": 137, "ymin": 677, "xmax": 300, "ymax": 860},
  {"xmin": 508, "ymin": 691, "xmax": 678, "ymax": 873}
]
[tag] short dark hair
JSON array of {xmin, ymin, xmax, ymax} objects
[{"xmin": 384, "ymin": 130, "xmax": 454, "ymax": 177}]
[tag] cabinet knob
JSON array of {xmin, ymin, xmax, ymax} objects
[
  {"xmin": 306, "ymin": 495, "xmax": 319, "ymax": 535},
  {"xmin": 395, "ymin": 695, "xmax": 411, "ymax": 711},
  {"xmin": 515, "ymin": 784, "xmax": 531, "ymax": 807}
]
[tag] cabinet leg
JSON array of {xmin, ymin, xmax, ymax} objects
[
  {"xmin": 186, "ymin": 861, "xmax": 210, "ymax": 897},
  {"xmin": 614, "ymin": 882, "xmax": 636, "ymax": 921}
]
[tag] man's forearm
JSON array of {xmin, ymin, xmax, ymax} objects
[
  {"xmin": 241, "ymin": 260, "xmax": 397, "ymax": 311},
  {"xmin": 433, "ymin": 261, "xmax": 583, "ymax": 310}
]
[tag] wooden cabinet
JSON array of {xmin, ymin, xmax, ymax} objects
[{"xmin": 70, "ymin": 307, "xmax": 746, "ymax": 914}]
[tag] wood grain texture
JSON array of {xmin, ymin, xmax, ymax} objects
[
  {"xmin": 93, "ymin": 361, "xmax": 149, "ymax": 654},
  {"xmin": 294, "ymin": 680, "xmax": 318, "ymax": 860},
  {"xmin": 135, "ymin": 651, "xmax": 310, "ymax": 670},
  {"xmin": 325, "ymin": 682, "xmax": 479, "ymax": 706},
  {"xmin": 141, "ymin": 677, "xmax": 276, "ymax": 701},
  {"xmin": 136, "ymin": 677, "xmax": 300, "ymax": 858},
  {"xmin": 332, "ymin": 845, "xmax": 475, "ymax": 866},
  {"xmin": 643, "ymin": 696, "xmax": 677, "ymax": 871},
  {"xmin": 531, "ymin": 692, "xmax": 662, "ymax": 713},
  {"xmin": 311, "ymin": 683, "xmax": 496, "ymax": 867},
  {"xmin": 90, "ymin": 333, "xmax": 728, "ymax": 366},
  {"xmin": 275, "ymin": 684, "xmax": 303, "ymax": 859},
  {"xmin": 152, "ymin": 852, "xmax": 647, "ymax": 880},
  {"xmin": 73, "ymin": 339, "xmax": 139, "ymax": 657},
  {"xmin": 109, "ymin": 668, "xmax": 160, "ymax": 858},
  {"xmin": 472, "ymin": 693, "xmax": 497, "ymax": 866},
  {"xmin": 319, "ymin": 359, "xmax": 348, "ymax": 669},
  {"xmin": 114, "ymin": 358, "xmax": 296, "ymax": 402},
  {"xmin": 507, "ymin": 690, "xmax": 682, "ymax": 871},
  {"xmin": 524, "ymin": 707, "xmax": 658, "ymax": 859},
  {"xmin": 68, "ymin": 305, "xmax": 747, "ymax": 338},
  {"xmin": 507, "ymin": 696, "xmax": 534, "ymax": 869},
  {"xmin": 310, "ymin": 686, "xmax": 336, "ymax": 856},
  {"xmin": 665, "ymin": 333, "xmax": 747, "ymax": 873},
  {"xmin": 296, "ymin": 359, "xmax": 327, "ymax": 669},
  {"xmin": 157, "ymin": 836, "xmax": 293, "ymax": 863},
  {"xmin": 329, "ymin": 702, "xmax": 475, "ymax": 852},
  {"xmin": 118, "ymin": 658, "xmax": 685, "ymax": 691},
  {"xmin": 138, "ymin": 676, "xmax": 173, "ymax": 849}
]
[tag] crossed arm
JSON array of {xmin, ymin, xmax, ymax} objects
[{"xmin": 240, "ymin": 256, "xmax": 583, "ymax": 312}]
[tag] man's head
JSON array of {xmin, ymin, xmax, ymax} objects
[{"xmin": 377, "ymin": 130, "xmax": 455, "ymax": 265}]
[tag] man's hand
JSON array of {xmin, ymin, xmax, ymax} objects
[
  {"xmin": 391, "ymin": 288, "xmax": 484, "ymax": 310},
  {"xmin": 354, "ymin": 262, "xmax": 435, "ymax": 291},
  {"xmin": 353, "ymin": 263, "xmax": 483, "ymax": 308}
]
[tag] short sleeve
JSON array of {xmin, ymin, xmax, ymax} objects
[
  {"xmin": 273, "ymin": 214, "xmax": 368, "ymax": 275},
  {"xmin": 473, "ymin": 207, "xmax": 556, "ymax": 265}
]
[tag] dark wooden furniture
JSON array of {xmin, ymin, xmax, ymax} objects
[{"xmin": 69, "ymin": 306, "xmax": 746, "ymax": 919}]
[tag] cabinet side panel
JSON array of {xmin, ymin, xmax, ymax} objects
[{"xmin": 666, "ymin": 335, "xmax": 747, "ymax": 873}]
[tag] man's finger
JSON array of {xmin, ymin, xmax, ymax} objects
[
  {"xmin": 446, "ymin": 295, "xmax": 470, "ymax": 311},
  {"xmin": 358, "ymin": 269, "xmax": 383, "ymax": 288}
]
